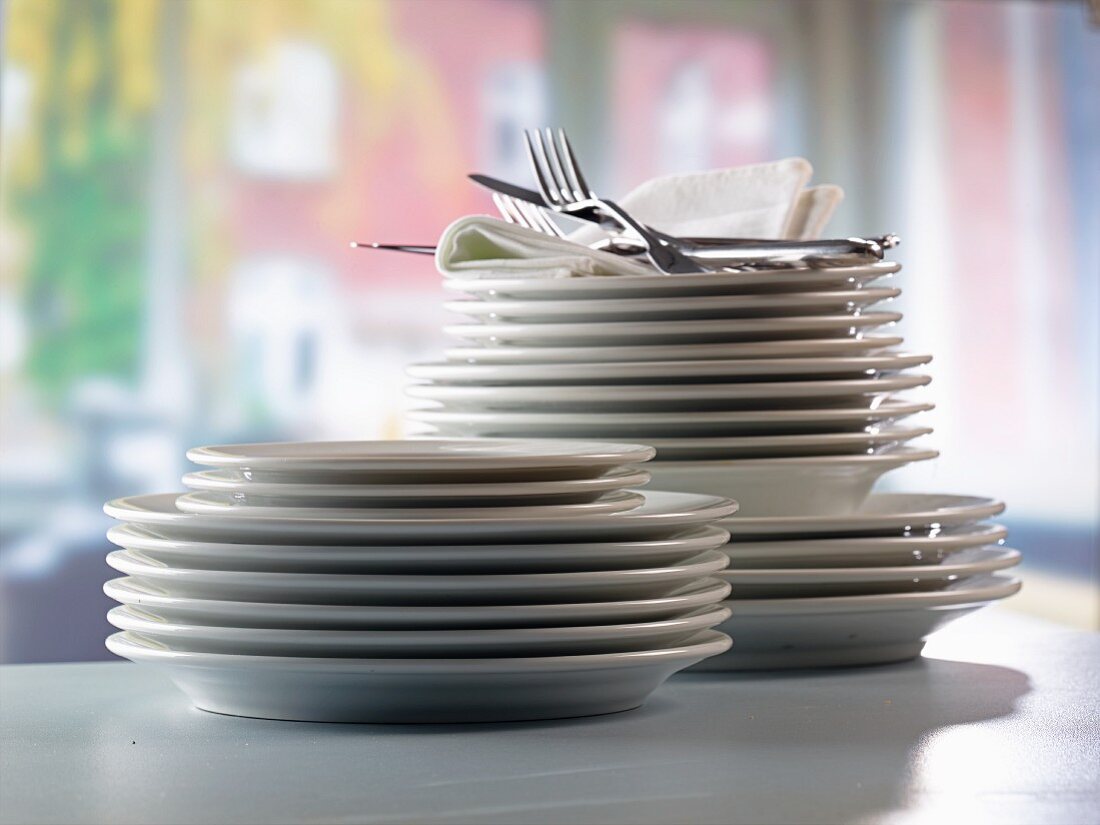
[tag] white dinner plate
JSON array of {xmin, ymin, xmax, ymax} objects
[
  {"xmin": 107, "ymin": 604, "xmax": 732, "ymax": 657},
  {"xmin": 445, "ymin": 336, "xmax": 906, "ymax": 364},
  {"xmin": 443, "ymin": 262, "xmax": 899, "ymax": 299},
  {"xmin": 409, "ymin": 353, "xmax": 932, "ymax": 385},
  {"xmin": 723, "ymin": 523, "xmax": 1009, "ymax": 568},
  {"xmin": 103, "ymin": 576, "xmax": 733, "ymax": 629},
  {"xmin": 445, "ymin": 312, "xmax": 902, "ymax": 346},
  {"xmin": 173, "ymin": 489, "xmax": 646, "ymax": 519},
  {"xmin": 444, "ymin": 288, "xmax": 900, "ymax": 323},
  {"xmin": 719, "ymin": 493, "xmax": 1006, "ymax": 538},
  {"xmin": 625, "ymin": 426, "xmax": 933, "ymax": 460},
  {"xmin": 409, "ymin": 399, "xmax": 935, "ymax": 438},
  {"xmin": 407, "ymin": 374, "xmax": 931, "ymax": 412},
  {"xmin": 185, "ymin": 438, "xmax": 655, "ymax": 483},
  {"xmin": 104, "ymin": 491, "xmax": 738, "ymax": 543},
  {"xmin": 719, "ymin": 546, "xmax": 1021, "ymax": 597},
  {"xmin": 107, "ymin": 524, "xmax": 732, "ymax": 574},
  {"xmin": 181, "ymin": 466, "xmax": 650, "ymax": 507},
  {"xmin": 694, "ymin": 575, "xmax": 1021, "ymax": 671},
  {"xmin": 646, "ymin": 448, "xmax": 939, "ymax": 517},
  {"xmin": 105, "ymin": 549, "xmax": 729, "ymax": 605},
  {"xmin": 106, "ymin": 629, "xmax": 732, "ymax": 722}
]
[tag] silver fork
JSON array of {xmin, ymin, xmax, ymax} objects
[
  {"xmin": 524, "ymin": 128, "xmax": 708, "ymax": 274},
  {"xmin": 492, "ymin": 193, "xmax": 566, "ymax": 238}
]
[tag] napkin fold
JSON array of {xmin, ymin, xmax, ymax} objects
[{"xmin": 786, "ymin": 185, "xmax": 845, "ymax": 241}]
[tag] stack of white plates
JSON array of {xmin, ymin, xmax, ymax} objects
[
  {"xmin": 405, "ymin": 261, "xmax": 1021, "ymax": 669},
  {"xmin": 103, "ymin": 439, "xmax": 739, "ymax": 722},
  {"xmin": 406, "ymin": 262, "xmax": 937, "ymax": 516},
  {"xmin": 702, "ymin": 493, "xmax": 1021, "ymax": 669}
]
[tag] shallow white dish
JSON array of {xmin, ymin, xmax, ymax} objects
[
  {"xmin": 181, "ymin": 466, "xmax": 650, "ymax": 507},
  {"xmin": 723, "ymin": 523, "xmax": 1009, "ymax": 568},
  {"xmin": 107, "ymin": 604, "xmax": 732, "ymax": 657},
  {"xmin": 719, "ymin": 546, "xmax": 1020, "ymax": 597},
  {"xmin": 694, "ymin": 575, "xmax": 1021, "ymax": 670},
  {"xmin": 445, "ymin": 336, "xmax": 905, "ymax": 364},
  {"xmin": 445, "ymin": 312, "xmax": 902, "ymax": 347},
  {"xmin": 173, "ymin": 489, "xmax": 646, "ymax": 519},
  {"xmin": 646, "ymin": 448, "xmax": 938, "ymax": 517},
  {"xmin": 103, "ymin": 576, "xmax": 733, "ymax": 629},
  {"xmin": 107, "ymin": 524, "xmax": 732, "ymax": 574},
  {"xmin": 720, "ymin": 493, "xmax": 1006, "ymax": 538},
  {"xmin": 106, "ymin": 549, "xmax": 729, "ymax": 605},
  {"xmin": 410, "ymin": 353, "xmax": 932, "ymax": 385},
  {"xmin": 444, "ymin": 288, "xmax": 900, "ymax": 323},
  {"xmin": 186, "ymin": 438, "xmax": 655, "ymax": 483},
  {"xmin": 406, "ymin": 375, "xmax": 931, "ymax": 412},
  {"xmin": 106, "ymin": 629, "xmax": 732, "ymax": 722},
  {"xmin": 443, "ymin": 262, "xmax": 899, "ymax": 299},
  {"xmin": 631, "ymin": 426, "xmax": 933, "ymax": 460},
  {"xmin": 409, "ymin": 399, "xmax": 935, "ymax": 438},
  {"xmin": 104, "ymin": 491, "xmax": 737, "ymax": 543}
]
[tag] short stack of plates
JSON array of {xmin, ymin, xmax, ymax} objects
[
  {"xmin": 102, "ymin": 439, "xmax": 738, "ymax": 723},
  {"xmin": 702, "ymin": 493, "xmax": 1021, "ymax": 669},
  {"xmin": 405, "ymin": 261, "xmax": 939, "ymax": 517}
]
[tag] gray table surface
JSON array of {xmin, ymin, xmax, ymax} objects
[{"xmin": 1, "ymin": 608, "xmax": 1098, "ymax": 825}]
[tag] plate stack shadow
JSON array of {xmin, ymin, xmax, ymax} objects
[
  {"xmin": 102, "ymin": 439, "xmax": 738, "ymax": 722},
  {"xmin": 408, "ymin": 261, "xmax": 1021, "ymax": 668}
]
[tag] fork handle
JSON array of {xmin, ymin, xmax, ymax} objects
[{"xmin": 578, "ymin": 199, "xmax": 708, "ymax": 274}]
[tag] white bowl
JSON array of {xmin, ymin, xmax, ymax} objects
[
  {"xmin": 106, "ymin": 629, "xmax": 732, "ymax": 723},
  {"xmin": 693, "ymin": 575, "xmax": 1021, "ymax": 671},
  {"xmin": 723, "ymin": 523, "xmax": 1008, "ymax": 568},
  {"xmin": 107, "ymin": 524, "xmax": 732, "ymax": 574},
  {"xmin": 443, "ymin": 262, "xmax": 899, "ymax": 299},
  {"xmin": 406, "ymin": 374, "xmax": 931, "ymax": 412},
  {"xmin": 718, "ymin": 546, "xmax": 1020, "ymax": 597},
  {"xmin": 185, "ymin": 438, "xmax": 655, "ymax": 483},
  {"xmin": 180, "ymin": 466, "xmax": 650, "ymax": 507},
  {"xmin": 721, "ymin": 493, "xmax": 1006, "ymax": 539},
  {"xmin": 107, "ymin": 604, "xmax": 732, "ymax": 657},
  {"xmin": 103, "ymin": 576, "xmax": 733, "ymax": 629},
  {"xmin": 646, "ymin": 448, "xmax": 938, "ymax": 517},
  {"xmin": 104, "ymin": 491, "xmax": 738, "ymax": 543},
  {"xmin": 443, "ymin": 287, "xmax": 900, "ymax": 323},
  {"xmin": 105, "ymin": 549, "xmax": 730, "ymax": 605}
]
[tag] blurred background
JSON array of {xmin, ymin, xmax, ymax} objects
[{"xmin": 0, "ymin": 0, "xmax": 1097, "ymax": 663}]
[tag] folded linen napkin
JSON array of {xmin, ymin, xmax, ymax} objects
[{"xmin": 785, "ymin": 184, "xmax": 844, "ymax": 241}]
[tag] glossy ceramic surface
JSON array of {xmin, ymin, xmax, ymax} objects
[{"xmin": 629, "ymin": 426, "xmax": 933, "ymax": 459}]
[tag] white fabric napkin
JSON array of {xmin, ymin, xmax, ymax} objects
[{"xmin": 786, "ymin": 185, "xmax": 844, "ymax": 240}]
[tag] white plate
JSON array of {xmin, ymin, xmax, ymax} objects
[
  {"xmin": 173, "ymin": 489, "xmax": 646, "ymax": 519},
  {"xmin": 723, "ymin": 523, "xmax": 1009, "ymax": 568},
  {"xmin": 106, "ymin": 629, "xmax": 732, "ymax": 722},
  {"xmin": 720, "ymin": 492, "xmax": 1006, "ymax": 538},
  {"xmin": 694, "ymin": 576, "xmax": 1021, "ymax": 670},
  {"xmin": 444, "ymin": 288, "xmax": 900, "ymax": 323},
  {"xmin": 407, "ymin": 375, "xmax": 931, "ymax": 412},
  {"xmin": 629, "ymin": 426, "xmax": 933, "ymax": 459},
  {"xmin": 719, "ymin": 546, "xmax": 1021, "ymax": 597},
  {"xmin": 107, "ymin": 524, "xmax": 732, "ymax": 574},
  {"xmin": 105, "ymin": 549, "xmax": 730, "ymax": 605},
  {"xmin": 443, "ymin": 262, "xmax": 899, "ymax": 299},
  {"xmin": 104, "ymin": 491, "xmax": 738, "ymax": 543},
  {"xmin": 181, "ymin": 466, "xmax": 650, "ymax": 507},
  {"xmin": 103, "ymin": 576, "xmax": 732, "ymax": 629},
  {"xmin": 446, "ymin": 312, "xmax": 902, "ymax": 346},
  {"xmin": 186, "ymin": 438, "xmax": 654, "ymax": 483},
  {"xmin": 646, "ymin": 448, "xmax": 939, "ymax": 517},
  {"xmin": 107, "ymin": 604, "xmax": 732, "ymax": 657},
  {"xmin": 410, "ymin": 399, "xmax": 936, "ymax": 438},
  {"xmin": 409, "ymin": 353, "xmax": 932, "ymax": 385},
  {"xmin": 445, "ymin": 336, "xmax": 905, "ymax": 364}
]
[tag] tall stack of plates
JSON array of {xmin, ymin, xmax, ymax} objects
[
  {"xmin": 103, "ymin": 439, "xmax": 737, "ymax": 722},
  {"xmin": 407, "ymin": 261, "xmax": 1021, "ymax": 668}
]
